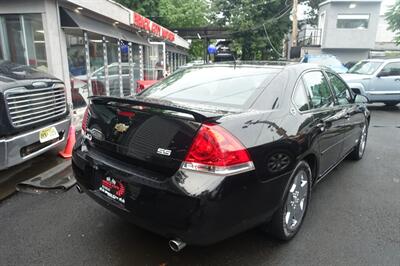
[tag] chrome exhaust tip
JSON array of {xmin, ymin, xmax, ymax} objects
[
  {"xmin": 76, "ymin": 184, "xmax": 83, "ymax": 193},
  {"xmin": 169, "ymin": 239, "xmax": 186, "ymax": 252}
]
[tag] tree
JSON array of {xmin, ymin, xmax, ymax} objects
[
  {"xmin": 157, "ymin": 0, "xmax": 209, "ymax": 60},
  {"xmin": 116, "ymin": 0, "xmax": 161, "ymax": 22},
  {"xmin": 158, "ymin": 0, "xmax": 208, "ymax": 28},
  {"xmin": 210, "ymin": 0, "xmax": 291, "ymax": 60},
  {"xmin": 116, "ymin": 0, "xmax": 208, "ymax": 28},
  {"xmin": 386, "ymin": 0, "xmax": 400, "ymax": 45},
  {"xmin": 302, "ymin": 0, "xmax": 323, "ymax": 26},
  {"xmin": 116, "ymin": 0, "xmax": 208, "ymax": 60}
]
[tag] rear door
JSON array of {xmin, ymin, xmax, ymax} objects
[
  {"xmin": 302, "ymin": 71, "xmax": 345, "ymax": 175},
  {"xmin": 370, "ymin": 62, "xmax": 400, "ymax": 95},
  {"xmin": 326, "ymin": 71, "xmax": 363, "ymax": 156}
]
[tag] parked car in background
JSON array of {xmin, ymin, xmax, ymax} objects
[
  {"xmin": 301, "ymin": 54, "xmax": 348, "ymax": 73},
  {"xmin": 344, "ymin": 61, "xmax": 357, "ymax": 70},
  {"xmin": 0, "ymin": 61, "xmax": 71, "ymax": 170},
  {"xmin": 341, "ymin": 59, "xmax": 400, "ymax": 106},
  {"xmin": 72, "ymin": 63, "xmax": 370, "ymax": 250}
]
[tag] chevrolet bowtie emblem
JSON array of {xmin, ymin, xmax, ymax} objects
[{"xmin": 114, "ymin": 123, "xmax": 129, "ymax": 133}]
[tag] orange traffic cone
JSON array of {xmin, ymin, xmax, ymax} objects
[{"xmin": 59, "ymin": 125, "xmax": 76, "ymax": 159}]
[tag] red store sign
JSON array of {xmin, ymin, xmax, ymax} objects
[{"xmin": 132, "ymin": 12, "xmax": 175, "ymax": 42}]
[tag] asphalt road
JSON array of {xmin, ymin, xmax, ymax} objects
[{"xmin": 0, "ymin": 104, "xmax": 399, "ymax": 266}]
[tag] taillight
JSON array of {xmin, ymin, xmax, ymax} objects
[
  {"xmin": 82, "ymin": 107, "xmax": 89, "ymax": 132},
  {"xmin": 182, "ymin": 124, "xmax": 254, "ymax": 175}
]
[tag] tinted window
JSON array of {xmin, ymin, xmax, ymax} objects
[
  {"xmin": 381, "ymin": 62, "xmax": 400, "ymax": 76},
  {"xmin": 302, "ymin": 71, "xmax": 334, "ymax": 109},
  {"xmin": 293, "ymin": 80, "xmax": 310, "ymax": 111},
  {"xmin": 326, "ymin": 72, "xmax": 352, "ymax": 105},
  {"xmin": 139, "ymin": 66, "xmax": 279, "ymax": 108}
]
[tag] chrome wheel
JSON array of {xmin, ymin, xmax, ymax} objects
[
  {"xmin": 359, "ymin": 125, "xmax": 367, "ymax": 157},
  {"xmin": 284, "ymin": 170, "xmax": 309, "ymax": 231}
]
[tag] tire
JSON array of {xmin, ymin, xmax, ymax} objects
[
  {"xmin": 348, "ymin": 121, "xmax": 368, "ymax": 160},
  {"xmin": 384, "ymin": 102, "xmax": 399, "ymax": 106},
  {"xmin": 265, "ymin": 161, "xmax": 312, "ymax": 241}
]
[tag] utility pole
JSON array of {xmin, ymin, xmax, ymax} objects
[{"xmin": 291, "ymin": 0, "xmax": 298, "ymax": 48}]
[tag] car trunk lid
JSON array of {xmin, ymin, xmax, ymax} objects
[{"xmin": 85, "ymin": 96, "xmax": 228, "ymax": 176}]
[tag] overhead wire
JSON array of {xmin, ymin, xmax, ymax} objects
[
  {"xmin": 203, "ymin": 1, "xmax": 293, "ymax": 37},
  {"xmin": 263, "ymin": 24, "xmax": 282, "ymax": 56}
]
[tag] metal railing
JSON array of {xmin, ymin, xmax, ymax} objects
[{"xmin": 297, "ymin": 28, "xmax": 322, "ymax": 47}]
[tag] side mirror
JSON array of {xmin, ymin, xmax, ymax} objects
[
  {"xmin": 354, "ymin": 94, "xmax": 369, "ymax": 104},
  {"xmin": 377, "ymin": 70, "xmax": 391, "ymax": 78}
]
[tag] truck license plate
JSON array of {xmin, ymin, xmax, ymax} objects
[{"xmin": 39, "ymin": 127, "xmax": 59, "ymax": 143}]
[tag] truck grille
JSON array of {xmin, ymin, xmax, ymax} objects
[{"xmin": 5, "ymin": 84, "xmax": 67, "ymax": 127}]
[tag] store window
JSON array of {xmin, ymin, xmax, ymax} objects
[
  {"xmin": 67, "ymin": 30, "xmax": 146, "ymax": 105},
  {"xmin": 132, "ymin": 43, "xmax": 141, "ymax": 93},
  {"xmin": 120, "ymin": 40, "xmax": 132, "ymax": 96},
  {"xmin": 337, "ymin": 14, "xmax": 369, "ymax": 29},
  {"xmin": 88, "ymin": 32, "xmax": 105, "ymax": 96},
  {"xmin": 106, "ymin": 37, "xmax": 120, "ymax": 97},
  {"xmin": 66, "ymin": 32, "xmax": 87, "ymax": 109},
  {"xmin": 172, "ymin": 53, "xmax": 176, "ymax": 72},
  {"xmin": 0, "ymin": 14, "xmax": 47, "ymax": 70},
  {"xmin": 144, "ymin": 45, "xmax": 164, "ymax": 80}
]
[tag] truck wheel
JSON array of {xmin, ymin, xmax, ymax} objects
[{"xmin": 265, "ymin": 161, "xmax": 312, "ymax": 241}]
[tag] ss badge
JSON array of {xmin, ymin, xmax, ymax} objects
[{"xmin": 157, "ymin": 148, "xmax": 172, "ymax": 156}]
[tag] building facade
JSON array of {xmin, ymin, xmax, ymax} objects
[
  {"xmin": 318, "ymin": 0, "xmax": 382, "ymax": 62},
  {"xmin": 0, "ymin": 0, "xmax": 189, "ymax": 118},
  {"xmin": 296, "ymin": 0, "xmax": 399, "ymax": 63}
]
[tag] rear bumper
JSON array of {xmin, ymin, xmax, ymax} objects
[
  {"xmin": 0, "ymin": 118, "xmax": 71, "ymax": 170},
  {"xmin": 72, "ymin": 140, "xmax": 291, "ymax": 245}
]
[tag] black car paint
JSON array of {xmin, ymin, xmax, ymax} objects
[
  {"xmin": 72, "ymin": 63, "xmax": 370, "ymax": 245},
  {"xmin": 0, "ymin": 61, "xmax": 69, "ymax": 137}
]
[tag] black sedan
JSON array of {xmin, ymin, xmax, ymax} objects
[{"xmin": 72, "ymin": 63, "xmax": 370, "ymax": 251}]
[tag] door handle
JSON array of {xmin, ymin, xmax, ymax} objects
[{"xmin": 316, "ymin": 122, "xmax": 326, "ymax": 132}]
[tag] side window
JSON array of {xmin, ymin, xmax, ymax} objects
[
  {"xmin": 293, "ymin": 80, "xmax": 311, "ymax": 111},
  {"xmin": 326, "ymin": 72, "xmax": 352, "ymax": 105},
  {"xmin": 302, "ymin": 71, "xmax": 334, "ymax": 109},
  {"xmin": 381, "ymin": 62, "xmax": 400, "ymax": 76}
]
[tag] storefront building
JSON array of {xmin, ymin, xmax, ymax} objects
[{"xmin": 0, "ymin": 0, "xmax": 189, "ymax": 113}]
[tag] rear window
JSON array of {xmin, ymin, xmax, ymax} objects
[{"xmin": 139, "ymin": 66, "xmax": 279, "ymax": 108}]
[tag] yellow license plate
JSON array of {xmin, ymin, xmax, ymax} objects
[{"xmin": 39, "ymin": 127, "xmax": 59, "ymax": 143}]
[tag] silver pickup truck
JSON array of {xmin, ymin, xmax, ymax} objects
[
  {"xmin": 341, "ymin": 59, "xmax": 400, "ymax": 106},
  {"xmin": 0, "ymin": 61, "xmax": 71, "ymax": 170}
]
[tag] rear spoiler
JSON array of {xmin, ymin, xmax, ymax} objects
[{"xmin": 89, "ymin": 96, "xmax": 222, "ymax": 123}]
